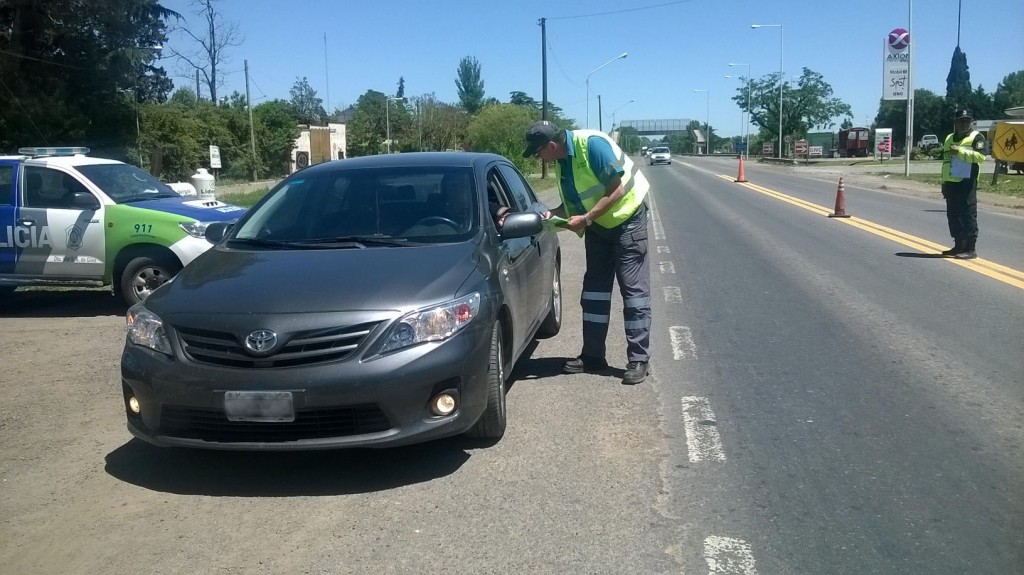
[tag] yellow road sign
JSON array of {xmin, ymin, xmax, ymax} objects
[{"xmin": 991, "ymin": 121, "xmax": 1024, "ymax": 163}]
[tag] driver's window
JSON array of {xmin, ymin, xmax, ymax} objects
[{"xmin": 485, "ymin": 168, "xmax": 514, "ymax": 228}]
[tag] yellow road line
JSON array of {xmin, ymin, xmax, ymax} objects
[{"xmin": 711, "ymin": 174, "xmax": 1024, "ymax": 290}]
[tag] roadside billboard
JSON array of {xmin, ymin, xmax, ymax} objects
[{"xmin": 883, "ymin": 28, "xmax": 910, "ymax": 101}]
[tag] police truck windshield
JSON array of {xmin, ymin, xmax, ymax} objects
[{"xmin": 75, "ymin": 164, "xmax": 179, "ymax": 203}]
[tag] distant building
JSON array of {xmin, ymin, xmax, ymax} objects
[{"xmin": 291, "ymin": 123, "xmax": 347, "ymax": 173}]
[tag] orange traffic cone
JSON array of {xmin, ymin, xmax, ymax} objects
[
  {"xmin": 828, "ymin": 177, "xmax": 851, "ymax": 218},
  {"xmin": 734, "ymin": 155, "xmax": 748, "ymax": 183}
]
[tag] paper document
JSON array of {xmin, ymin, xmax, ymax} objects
[
  {"xmin": 542, "ymin": 216, "xmax": 584, "ymax": 236},
  {"xmin": 950, "ymin": 155, "xmax": 973, "ymax": 179}
]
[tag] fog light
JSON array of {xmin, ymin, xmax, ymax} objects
[
  {"xmin": 430, "ymin": 393, "xmax": 457, "ymax": 416},
  {"xmin": 128, "ymin": 396, "xmax": 141, "ymax": 414}
]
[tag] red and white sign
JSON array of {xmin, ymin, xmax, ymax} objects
[{"xmin": 794, "ymin": 139, "xmax": 808, "ymax": 154}]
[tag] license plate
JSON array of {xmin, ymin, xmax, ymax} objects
[{"xmin": 223, "ymin": 391, "xmax": 295, "ymax": 422}]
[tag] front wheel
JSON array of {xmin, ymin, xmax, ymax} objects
[
  {"xmin": 118, "ymin": 255, "xmax": 181, "ymax": 306},
  {"xmin": 464, "ymin": 322, "xmax": 507, "ymax": 440}
]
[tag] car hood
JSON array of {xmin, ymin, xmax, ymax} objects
[
  {"xmin": 122, "ymin": 196, "xmax": 246, "ymax": 221},
  {"xmin": 147, "ymin": 241, "xmax": 482, "ymax": 315}
]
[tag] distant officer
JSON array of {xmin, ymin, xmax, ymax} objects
[
  {"xmin": 523, "ymin": 120, "xmax": 653, "ymax": 385},
  {"xmin": 940, "ymin": 110, "xmax": 987, "ymax": 259}
]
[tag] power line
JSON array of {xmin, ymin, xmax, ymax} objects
[
  {"xmin": 546, "ymin": 0, "xmax": 695, "ymax": 21},
  {"xmin": 0, "ymin": 48, "xmax": 95, "ymax": 71},
  {"xmin": 0, "ymin": 76, "xmax": 49, "ymax": 144}
]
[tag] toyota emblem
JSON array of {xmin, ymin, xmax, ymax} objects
[{"xmin": 245, "ymin": 329, "xmax": 278, "ymax": 354}]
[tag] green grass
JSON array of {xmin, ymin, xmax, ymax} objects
[
  {"xmin": 901, "ymin": 173, "xmax": 1024, "ymax": 197},
  {"xmin": 223, "ymin": 188, "xmax": 270, "ymax": 208}
]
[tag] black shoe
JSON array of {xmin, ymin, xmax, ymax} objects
[
  {"xmin": 941, "ymin": 246, "xmax": 963, "ymax": 256},
  {"xmin": 563, "ymin": 355, "xmax": 608, "ymax": 374},
  {"xmin": 621, "ymin": 361, "xmax": 650, "ymax": 385},
  {"xmin": 954, "ymin": 250, "xmax": 977, "ymax": 260}
]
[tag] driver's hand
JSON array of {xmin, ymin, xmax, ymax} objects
[{"xmin": 541, "ymin": 210, "xmax": 552, "ymax": 219}]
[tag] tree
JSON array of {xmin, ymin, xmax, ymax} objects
[
  {"xmin": 945, "ymin": 45, "xmax": 972, "ymax": 112},
  {"xmin": 289, "ymin": 77, "xmax": 327, "ymax": 125},
  {"xmin": 167, "ymin": 0, "xmax": 242, "ymax": 103},
  {"xmin": 455, "ymin": 56, "xmax": 485, "ymax": 114},
  {"xmin": 993, "ymin": 70, "xmax": 1024, "ymax": 116},
  {"xmin": 169, "ymin": 87, "xmax": 198, "ymax": 106},
  {"xmin": 732, "ymin": 67, "xmax": 851, "ymax": 154},
  {"xmin": 0, "ymin": 0, "xmax": 179, "ymax": 155},
  {"xmin": 396, "ymin": 76, "xmax": 405, "ymax": 98},
  {"xmin": 253, "ymin": 100, "xmax": 299, "ymax": 177},
  {"xmin": 411, "ymin": 93, "xmax": 469, "ymax": 152},
  {"xmin": 346, "ymin": 90, "xmax": 388, "ymax": 157},
  {"xmin": 466, "ymin": 104, "xmax": 536, "ymax": 173}
]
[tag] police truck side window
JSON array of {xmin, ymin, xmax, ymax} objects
[
  {"xmin": 0, "ymin": 166, "xmax": 12, "ymax": 206},
  {"xmin": 23, "ymin": 166, "xmax": 69, "ymax": 209}
]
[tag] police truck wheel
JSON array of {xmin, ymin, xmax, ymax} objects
[
  {"xmin": 537, "ymin": 261, "xmax": 561, "ymax": 338},
  {"xmin": 465, "ymin": 322, "xmax": 507, "ymax": 440},
  {"xmin": 119, "ymin": 256, "xmax": 181, "ymax": 306}
]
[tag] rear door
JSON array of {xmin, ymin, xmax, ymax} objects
[{"xmin": 0, "ymin": 160, "xmax": 17, "ymax": 275}]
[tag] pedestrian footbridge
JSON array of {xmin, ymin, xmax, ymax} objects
[{"xmin": 617, "ymin": 119, "xmax": 691, "ymax": 135}]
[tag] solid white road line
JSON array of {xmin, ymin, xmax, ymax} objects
[
  {"xmin": 681, "ymin": 396, "xmax": 725, "ymax": 462},
  {"xmin": 703, "ymin": 536, "xmax": 759, "ymax": 574},
  {"xmin": 669, "ymin": 326, "xmax": 697, "ymax": 360},
  {"xmin": 659, "ymin": 261, "xmax": 676, "ymax": 274},
  {"xmin": 664, "ymin": 286, "xmax": 683, "ymax": 303}
]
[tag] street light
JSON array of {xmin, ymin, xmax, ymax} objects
[
  {"xmin": 693, "ymin": 89, "xmax": 710, "ymax": 155},
  {"xmin": 611, "ymin": 99, "xmax": 635, "ymax": 132},
  {"xmin": 586, "ymin": 52, "xmax": 627, "ymax": 129},
  {"xmin": 728, "ymin": 62, "xmax": 751, "ymax": 158},
  {"xmin": 385, "ymin": 96, "xmax": 405, "ymax": 154},
  {"xmin": 751, "ymin": 23, "xmax": 783, "ymax": 158}
]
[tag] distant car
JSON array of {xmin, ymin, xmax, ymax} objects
[
  {"xmin": 0, "ymin": 147, "xmax": 244, "ymax": 305},
  {"xmin": 640, "ymin": 146, "xmax": 649, "ymax": 157},
  {"xmin": 649, "ymin": 146, "xmax": 672, "ymax": 165},
  {"xmin": 121, "ymin": 152, "xmax": 562, "ymax": 450},
  {"xmin": 918, "ymin": 134, "xmax": 940, "ymax": 150}
]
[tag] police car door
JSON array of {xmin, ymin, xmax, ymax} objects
[
  {"xmin": 17, "ymin": 165, "xmax": 105, "ymax": 279},
  {"xmin": 0, "ymin": 159, "xmax": 17, "ymax": 275}
]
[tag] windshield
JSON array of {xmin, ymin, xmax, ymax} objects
[
  {"xmin": 75, "ymin": 163, "xmax": 179, "ymax": 203},
  {"xmin": 232, "ymin": 166, "xmax": 479, "ymax": 245}
]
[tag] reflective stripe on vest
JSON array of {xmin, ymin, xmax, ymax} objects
[
  {"xmin": 941, "ymin": 130, "xmax": 982, "ymax": 182},
  {"xmin": 555, "ymin": 130, "xmax": 651, "ymax": 229}
]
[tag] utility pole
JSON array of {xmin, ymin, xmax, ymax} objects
[
  {"xmin": 323, "ymin": 33, "xmax": 331, "ymax": 117},
  {"xmin": 598, "ymin": 94, "xmax": 603, "ymax": 132},
  {"xmin": 245, "ymin": 59, "xmax": 257, "ymax": 182},
  {"xmin": 195, "ymin": 69, "xmax": 201, "ymax": 102},
  {"xmin": 539, "ymin": 17, "xmax": 548, "ymax": 179}
]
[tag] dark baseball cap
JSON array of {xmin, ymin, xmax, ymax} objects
[
  {"xmin": 955, "ymin": 109, "xmax": 973, "ymax": 121},
  {"xmin": 523, "ymin": 120, "xmax": 560, "ymax": 157}
]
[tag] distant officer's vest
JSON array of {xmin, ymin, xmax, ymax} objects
[
  {"xmin": 555, "ymin": 130, "xmax": 650, "ymax": 228},
  {"xmin": 941, "ymin": 130, "xmax": 981, "ymax": 183}
]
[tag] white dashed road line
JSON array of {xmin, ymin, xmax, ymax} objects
[
  {"xmin": 663, "ymin": 287, "xmax": 682, "ymax": 303},
  {"xmin": 669, "ymin": 326, "xmax": 696, "ymax": 360},
  {"xmin": 657, "ymin": 245, "xmax": 670, "ymax": 253},
  {"xmin": 681, "ymin": 396, "xmax": 725, "ymax": 462},
  {"xmin": 703, "ymin": 536, "xmax": 759, "ymax": 574},
  {"xmin": 659, "ymin": 261, "xmax": 676, "ymax": 274}
]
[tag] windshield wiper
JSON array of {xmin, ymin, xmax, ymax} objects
[
  {"xmin": 227, "ymin": 237, "xmax": 297, "ymax": 249},
  {"xmin": 118, "ymin": 193, "xmax": 180, "ymax": 203},
  {"xmin": 297, "ymin": 236, "xmax": 416, "ymax": 248}
]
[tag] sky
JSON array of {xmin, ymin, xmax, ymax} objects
[{"xmin": 159, "ymin": 0, "xmax": 1023, "ymax": 137}]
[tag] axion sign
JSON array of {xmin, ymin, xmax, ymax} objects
[{"xmin": 883, "ymin": 27, "xmax": 910, "ymax": 101}]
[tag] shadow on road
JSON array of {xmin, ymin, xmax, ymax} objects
[
  {"xmin": 0, "ymin": 289, "xmax": 126, "ymax": 318},
  {"xmin": 895, "ymin": 252, "xmax": 947, "ymax": 259},
  {"xmin": 105, "ymin": 436, "xmax": 478, "ymax": 496}
]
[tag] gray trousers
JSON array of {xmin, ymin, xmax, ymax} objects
[{"xmin": 580, "ymin": 205, "xmax": 652, "ymax": 363}]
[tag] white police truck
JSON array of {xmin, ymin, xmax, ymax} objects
[{"xmin": 0, "ymin": 147, "xmax": 244, "ymax": 305}]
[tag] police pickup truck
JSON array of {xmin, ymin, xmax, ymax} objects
[{"xmin": 0, "ymin": 147, "xmax": 244, "ymax": 305}]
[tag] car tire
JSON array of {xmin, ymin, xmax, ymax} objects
[
  {"xmin": 465, "ymin": 322, "xmax": 507, "ymax": 440},
  {"xmin": 537, "ymin": 260, "xmax": 561, "ymax": 338},
  {"xmin": 119, "ymin": 255, "xmax": 182, "ymax": 306}
]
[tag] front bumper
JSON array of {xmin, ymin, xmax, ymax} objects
[{"xmin": 121, "ymin": 320, "xmax": 494, "ymax": 450}]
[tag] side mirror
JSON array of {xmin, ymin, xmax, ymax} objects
[
  {"xmin": 71, "ymin": 192, "xmax": 100, "ymax": 210},
  {"xmin": 499, "ymin": 212, "xmax": 543, "ymax": 239},
  {"xmin": 205, "ymin": 221, "xmax": 233, "ymax": 243}
]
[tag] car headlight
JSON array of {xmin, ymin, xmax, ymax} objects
[
  {"xmin": 380, "ymin": 293, "xmax": 481, "ymax": 353},
  {"xmin": 179, "ymin": 220, "xmax": 214, "ymax": 238},
  {"xmin": 126, "ymin": 303, "xmax": 172, "ymax": 355}
]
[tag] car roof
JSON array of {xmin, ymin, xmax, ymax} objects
[
  {"xmin": 0, "ymin": 154, "xmax": 123, "ymax": 168},
  {"xmin": 297, "ymin": 151, "xmax": 510, "ymax": 176}
]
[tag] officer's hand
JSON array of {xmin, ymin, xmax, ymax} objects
[
  {"xmin": 950, "ymin": 145, "xmax": 959, "ymax": 153},
  {"xmin": 567, "ymin": 215, "xmax": 588, "ymax": 233}
]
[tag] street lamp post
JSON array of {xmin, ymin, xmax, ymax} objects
[
  {"xmin": 586, "ymin": 52, "xmax": 627, "ymax": 129},
  {"xmin": 385, "ymin": 96, "xmax": 405, "ymax": 154},
  {"xmin": 693, "ymin": 89, "xmax": 710, "ymax": 155},
  {"xmin": 611, "ymin": 99, "xmax": 635, "ymax": 132},
  {"xmin": 728, "ymin": 62, "xmax": 751, "ymax": 158},
  {"xmin": 751, "ymin": 24, "xmax": 783, "ymax": 158}
]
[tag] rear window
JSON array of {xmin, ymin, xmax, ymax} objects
[{"xmin": 653, "ymin": 147, "xmax": 670, "ymax": 154}]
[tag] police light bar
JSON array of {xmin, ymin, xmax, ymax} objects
[{"xmin": 18, "ymin": 146, "xmax": 90, "ymax": 157}]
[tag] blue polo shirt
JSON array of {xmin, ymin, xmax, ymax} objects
[{"xmin": 557, "ymin": 130, "xmax": 624, "ymax": 214}]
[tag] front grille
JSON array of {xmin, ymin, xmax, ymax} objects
[
  {"xmin": 160, "ymin": 404, "xmax": 391, "ymax": 443},
  {"xmin": 175, "ymin": 322, "xmax": 381, "ymax": 368}
]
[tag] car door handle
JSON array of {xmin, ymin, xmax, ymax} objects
[{"xmin": 17, "ymin": 218, "xmax": 36, "ymax": 226}]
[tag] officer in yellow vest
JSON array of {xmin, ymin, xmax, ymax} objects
[
  {"xmin": 940, "ymin": 110, "xmax": 987, "ymax": 259},
  {"xmin": 523, "ymin": 120, "xmax": 653, "ymax": 385}
]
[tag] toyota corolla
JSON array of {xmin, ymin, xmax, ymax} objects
[{"xmin": 120, "ymin": 152, "xmax": 561, "ymax": 450}]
